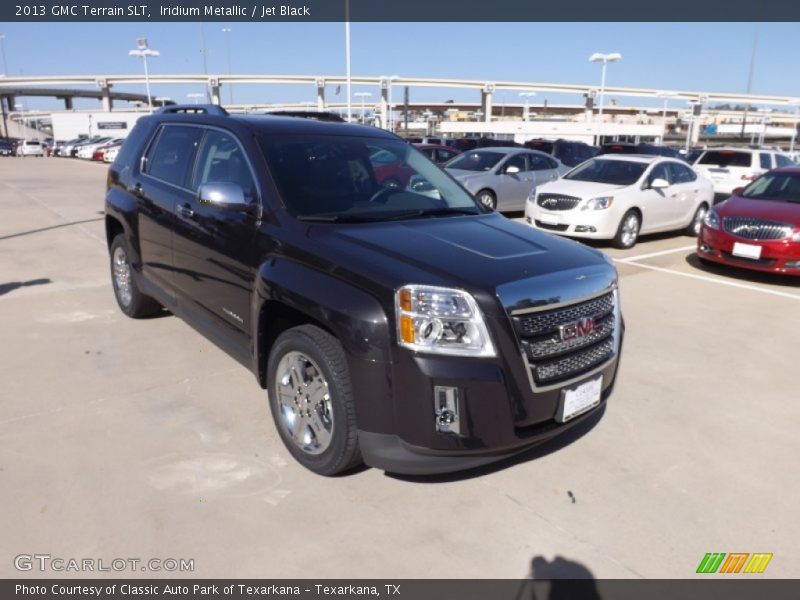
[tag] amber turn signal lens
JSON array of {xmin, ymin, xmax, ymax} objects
[
  {"xmin": 400, "ymin": 315, "xmax": 415, "ymax": 343},
  {"xmin": 399, "ymin": 289, "xmax": 412, "ymax": 312}
]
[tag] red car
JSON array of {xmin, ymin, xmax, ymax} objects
[
  {"xmin": 413, "ymin": 143, "xmax": 461, "ymax": 165},
  {"xmin": 697, "ymin": 167, "xmax": 800, "ymax": 275}
]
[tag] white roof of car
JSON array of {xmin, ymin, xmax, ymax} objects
[{"xmin": 593, "ymin": 154, "xmax": 661, "ymax": 164}]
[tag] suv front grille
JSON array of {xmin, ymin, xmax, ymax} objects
[
  {"xmin": 537, "ymin": 194, "xmax": 582, "ymax": 211},
  {"xmin": 511, "ymin": 291, "xmax": 617, "ymax": 386},
  {"xmin": 723, "ymin": 217, "xmax": 792, "ymax": 241}
]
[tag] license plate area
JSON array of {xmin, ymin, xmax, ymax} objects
[
  {"xmin": 557, "ymin": 375, "xmax": 603, "ymax": 423},
  {"xmin": 539, "ymin": 212, "xmax": 561, "ymax": 225},
  {"xmin": 732, "ymin": 242, "xmax": 762, "ymax": 260}
]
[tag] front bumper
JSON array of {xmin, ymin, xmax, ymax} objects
[
  {"xmin": 524, "ymin": 201, "xmax": 619, "ymax": 240},
  {"xmin": 698, "ymin": 226, "xmax": 800, "ymax": 275}
]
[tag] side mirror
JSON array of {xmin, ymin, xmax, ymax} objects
[
  {"xmin": 504, "ymin": 165, "xmax": 521, "ymax": 175},
  {"xmin": 732, "ymin": 186, "xmax": 744, "ymax": 196},
  {"xmin": 650, "ymin": 177, "xmax": 669, "ymax": 189},
  {"xmin": 197, "ymin": 182, "xmax": 249, "ymax": 211}
]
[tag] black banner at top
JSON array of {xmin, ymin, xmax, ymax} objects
[{"xmin": 0, "ymin": 0, "xmax": 792, "ymax": 22}]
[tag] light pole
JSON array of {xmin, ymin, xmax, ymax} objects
[
  {"xmin": 221, "ymin": 27, "xmax": 233, "ymax": 106},
  {"xmin": 757, "ymin": 107, "xmax": 772, "ymax": 147},
  {"xmin": 0, "ymin": 34, "xmax": 8, "ymax": 77},
  {"xmin": 129, "ymin": 38, "xmax": 159, "ymax": 111},
  {"xmin": 788, "ymin": 99, "xmax": 800, "ymax": 154},
  {"xmin": 354, "ymin": 92, "xmax": 372, "ymax": 124},
  {"xmin": 187, "ymin": 93, "xmax": 205, "ymax": 105},
  {"xmin": 519, "ymin": 92, "xmax": 536, "ymax": 122},
  {"xmin": 345, "ymin": 0, "xmax": 351, "ymax": 122},
  {"xmin": 380, "ymin": 75, "xmax": 400, "ymax": 131},
  {"xmin": 656, "ymin": 90, "xmax": 678, "ymax": 144},
  {"xmin": 589, "ymin": 52, "xmax": 622, "ymax": 144}
]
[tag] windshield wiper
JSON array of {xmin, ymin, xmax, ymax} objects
[
  {"xmin": 297, "ymin": 208, "xmax": 480, "ymax": 223},
  {"xmin": 376, "ymin": 208, "xmax": 481, "ymax": 221}
]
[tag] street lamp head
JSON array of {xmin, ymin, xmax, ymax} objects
[
  {"xmin": 589, "ymin": 52, "xmax": 622, "ymax": 63},
  {"xmin": 222, "ymin": 27, "xmax": 232, "ymax": 33},
  {"xmin": 136, "ymin": 37, "xmax": 148, "ymax": 50},
  {"xmin": 519, "ymin": 92, "xmax": 536, "ymax": 98}
]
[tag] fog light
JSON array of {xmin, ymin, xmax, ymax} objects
[
  {"xmin": 785, "ymin": 260, "xmax": 800, "ymax": 269},
  {"xmin": 699, "ymin": 244, "xmax": 712, "ymax": 253},
  {"xmin": 575, "ymin": 226, "xmax": 596, "ymax": 233},
  {"xmin": 525, "ymin": 216, "xmax": 532, "ymax": 224},
  {"xmin": 433, "ymin": 386, "xmax": 460, "ymax": 435}
]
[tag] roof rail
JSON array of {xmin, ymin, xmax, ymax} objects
[
  {"xmin": 265, "ymin": 110, "xmax": 345, "ymax": 123},
  {"xmin": 157, "ymin": 104, "xmax": 229, "ymax": 116}
]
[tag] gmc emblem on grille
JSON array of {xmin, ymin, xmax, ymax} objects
[{"xmin": 559, "ymin": 316, "xmax": 597, "ymax": 341}]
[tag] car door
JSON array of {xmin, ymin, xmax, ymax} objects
[
  {"xmin": 493, "ymin": 153, "xmax": 532, "ymax": 210},
  {"xmin": 136, "ymin": 124, "xmax": 204, "ymax": 294},
  {"xmin": 171, "ymin": 127, "xmax": 259, "ymax": 337},
  {"xmin": 639, "ymin": 161, "xmax": 676, "ymax": 232},
  {"xmin": 667, "ymin": 161, "xmax": 703, "ymax": 225}
]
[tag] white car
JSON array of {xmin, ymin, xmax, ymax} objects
[
  {"xmin": 103, "ymin": 145, "xmax": 121, "ymax": 163},
  {"xmin": 525, "ymin": 155, "xmax": 714, "ymax": 249},
  {"xmin": 76, "ymin": 137, "xmax": 114, "ymax": 159},
  {"xmin": 693, "ymin": 147, "xmax": 796, "ymax": 197},
  {"xmin": 17, "ymin": 140, "xmax": 45, "ymax": 157}
]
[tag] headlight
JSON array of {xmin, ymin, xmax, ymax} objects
[
  {"xmin": 528, "ymin": 187, "xmax": 538, "ymax": 201},
  {"xmin": 792, "ymin": 231, "xmax": 800, "ymax": 242},
  {"xmin": 581, "ymin": 196, "xmax": 614, "ymax": 210},
  {"xmin": 395, "ymin": 285, "xmax": 495, "ymax": 357},
  {"xmin": 704, "ymin": 208, "xmax": 721, "ymax": 230}
]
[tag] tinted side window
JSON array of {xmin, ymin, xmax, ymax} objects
[
  {"xmin": 528, "ymin": 154, "xmax": 556, "ymax": 171},
  {"xmin": 146, "ymin": 125, "xmax": 203, "ymax": 188},
  {"xmin": 759, "ymin": 153, "xmax": 772, "ymax": 169},
  {"xmin": 698, "ymin": 151, "xmax": 751, "ymax": 167},
  {"xmin": 192, "ymin": 130, "xmax": 256, "ymax": 196},
  {"xmin": 502, "ymin": 154, "xmax": 527, "ymax": 173},
  {"xmin": 668, "ymin": 162, "xmax": 697, "ymax": 183},
  {"xmin": 648, "ymin": 163, "xmax": 671, "ymax": 184},
  {"xmin": 775, "ymin": 154, "xmax": 794, "ymax": 167},
  {"xmin": 436, "ymin": 149, "xmax": 457, "ymax": 163}
]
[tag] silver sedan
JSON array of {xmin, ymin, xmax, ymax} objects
[{"xmin": 445, "ymin": 147, "xmax": 568, "ymax": 212}]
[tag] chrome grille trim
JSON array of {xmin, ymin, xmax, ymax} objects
[
  {"xmin": 537, "ymin": 193, "xmax": 582, "ymax": 211},
  {"xmin": 523, "ymin": 313, "xmax": 615, "ymax": 359},
  {"xmin": 722, "ymin": 216, "xmax": 792, "ymax": 241},
  {"xmin": 511, "ymin": 288, "xmax": 620, "ymax": 392},
  {"xmin": 513, "ymin": 292, "xmax": 614, "ymax": 337}
]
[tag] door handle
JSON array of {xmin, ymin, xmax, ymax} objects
[
  {"xmin": 129, "ymin": 182, "xmax": 144, "ymax": 197},
  {"xmin": 176, "ymin": 203, "xmax": 195, "ymax": 218}
]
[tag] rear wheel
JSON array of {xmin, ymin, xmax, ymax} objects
[
  {"xmin": 613, "ymin": 210, "xmax": 641, "ymax": 249},
  {"xmin": 685, "ymin": 203, "xmax": 708, "ymax": 237},
  {"xmin": 109, "ymin": 235, "xmax": 161, "ymax": 318},
  {"xmin": 476, "ymin": 189, "xmax": 497, "ymax": 211},
  {"xmin": 267, "ymin": 325, "xmax": 362, "ymax": 476}
]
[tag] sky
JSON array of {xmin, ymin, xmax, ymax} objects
[{"xmin": 1, "ymin": 21, "xmax": 799, "ymax": 111}]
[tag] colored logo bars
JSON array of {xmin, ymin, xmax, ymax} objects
[{"xmin": 696, "ymin": 553, "xmax": 773, "ymax": 574}]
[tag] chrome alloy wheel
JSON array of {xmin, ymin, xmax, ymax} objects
[
  {"xmin": 274, "ymin": 351, "xmax": 333, "ymax": 455},
  {"xmin": 620, "ymin": 213, "xmax": 640, "ymax": 247},
  {"xmin": 478, "ymin": 192, "xmax": 495, "ymax": 209},
  {"xmin": 112, "ymin": 246, "xmax": 133, "ymax": 308}
]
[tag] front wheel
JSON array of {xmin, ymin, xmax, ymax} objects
[
  {"xmin": 685, "ymin": 203, "xmax": 708, "ymax": 237},
  {"xmin": 267, "ymin": 325, "xmax": 362, "ymax": 476},
  {"xmin": 476, "ymin": 189, "xmax": 497, "ymax": 211},
  {"xmin": 613, "ymin": 210, "xmax": 641, "ymax": 249},
  {"xmin": 109, "ymin": 235, "xmax": 161, "ymax": 318}
]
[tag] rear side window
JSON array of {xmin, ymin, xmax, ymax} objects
[
  {"xmin": 668, "ymin": 162, "xmax": 697, "ymax": 183},
  {"xmin": 192, "ymin": 130, "xmax": 256, "ymax": 196},
  {"xmin": 698, "ymin": 151, "xmax": 751, "ymax": 168},
  {"xmin": 528, "ymin": 154, "xmax": 558, "ymax": 170},
  {"xmin": 435, "ymin": 149, "xmax": 457, "ymax": 163},
  {"xmin": 759, "ymin": 153, "xmax": 772, "ymax": 169},
  {"xmin": 775, "ymin": 154, "xmax": 795, "ymax": 167},
  {"xmin": 145, "ymin": 125, "xmax": 203, "ymax": 188}
]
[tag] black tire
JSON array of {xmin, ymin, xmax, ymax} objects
[
  {"xmin": 109, "ymin": 234, "xmax": 161, "ymax": 318},
  {"xmin": 685, "ymin": 203, "xmax": 708, "ymax": 237},
  {"xmin": 613, "ymin": 210, "xmax": 641, "ymax": 249},
  {"xmin": 267, "ymin": 325, "xmax": 362, "ymax": 476},
  {"xmin": 476, "ymin": 189, "xmax": 497, "ymax": 211}
]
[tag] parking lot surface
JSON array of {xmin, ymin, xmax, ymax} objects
[{"xmin": 1, "ymin": 158, "xmax": 798, "ymax": 579}]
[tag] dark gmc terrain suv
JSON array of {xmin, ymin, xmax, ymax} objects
[{"xmin": 105, "ymin": 105, "xmax": 624, "ymax": 476}]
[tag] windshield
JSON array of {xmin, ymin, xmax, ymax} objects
[
  {"xmin": 445, "ymin": 151, "xmax": 504, "ymax": 172},
  {"xmin": 258, "ymin": 134, "xmax": 480, "ymax": 221},
  {"xmin": 564, "ymin": 158, "xmax": 648, "ymax": 186},
  {"xmin": 741, "ymin": 172, "xmax": 800, "ymax": 203}
]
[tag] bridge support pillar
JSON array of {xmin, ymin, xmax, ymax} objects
[
  {"xmin": 481, "ymin": 83, "xmax": 495, "ymax": 122},
  {"xmin": 379, "ymin": 79, "xmax": 390, "ymax": 130},
  {"xmin": 63, "ymin": 96, "xmax": 74, "ymax": 110},
  {"xmin": 210, "ymin": 78, "xmax": 221, "ymax": 105},
  {"xmin": 96, "ymin": 79, "xmax": 113, "ymax": 112},
  {"xmin": 315, "ymin": 79, "xmax": 326, "ymax": 111}
]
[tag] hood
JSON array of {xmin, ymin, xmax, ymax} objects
[
  {"xmin": 537, "ymin": 178, "xmax": 628, "ymax": 199},
  {"xmin": 307, "ymin": 213, "xmax": 616, "ymax": 314},
  {"xmin": 717, "ymin": 195, "xmax": 800, "ymax": 226}
]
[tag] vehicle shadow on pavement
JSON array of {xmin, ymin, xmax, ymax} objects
[
  {"xmin": 686, "ymin": 253, "xmax": 800, "ymax": 288},
  {"xmin": 386, "ymin": 406, "xmax": 605, "ymax": 483},
  {"xmin": 0, "ymin": 217, "xmax": 104, "ymax": 241},
  {"xmin": 0, "ymin": 278, "xmax": 52, "ymax": 297},
  {"xmin": 514, "ymin": 555, "xmax": 602, "ymax": 600}
]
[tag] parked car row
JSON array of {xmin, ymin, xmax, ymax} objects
[{"xmin": 55, "ymin": 136, "xmax": 126, "ymax": 162}]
